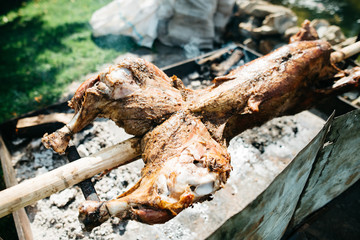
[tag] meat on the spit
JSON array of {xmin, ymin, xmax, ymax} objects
[
  {"xmin": 42, "ymin": 59, "xmax": 184, "ymax": 154},
  {"xmin": 42, "ymin": 21, "xmax": 360, "ymax": 229}
]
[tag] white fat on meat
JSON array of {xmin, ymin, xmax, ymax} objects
[
  {"xmin": 101, "ymin": 67, "xmax": 141, "ymax": 99},
  {"xmin": 155, "ymin": 155, "xmax": 219, "ymax": 201},
  {"xmin": 106, "ymin": 200, "xmax": 129, "ymax": 216}
]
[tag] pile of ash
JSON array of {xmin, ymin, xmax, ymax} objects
[{"xmin": 12, "ymin": 109, "xmax": 324, "ymax": 239}]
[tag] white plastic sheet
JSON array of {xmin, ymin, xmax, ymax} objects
[
  {"xmin": 90, "ymin": 0, "xmax": 235, "ymax": 48},
  {"xmin": 90, "ymin": 0, "xmax": 159, "ymax": 47}
]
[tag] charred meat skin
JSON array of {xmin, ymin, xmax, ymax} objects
[{"xmin": 42, "ymin": 23, "xmax": 360, "ymax": 229}]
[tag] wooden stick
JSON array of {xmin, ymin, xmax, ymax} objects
[
  {"xmin": 331, "ymin": 41, "xmax": 360, "ymax": 63},
  {"xmin": 0, "ymin": 135, "xmax": 33, "ymax": 240},
  {"xmin": 0, "ymin": 137, "xmax": 142, "ymax": 218},
  {"xmin": 16, "ymin": 113, "xmax": 73, "ymax": 129},
  {"xmin": 197, "ymin": 47, "xmax": 231, "ymax": 65}
]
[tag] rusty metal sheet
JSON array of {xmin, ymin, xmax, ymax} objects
[
  {"xmin": 289, "ymin": 109, "xmax": 360, "ymax": 229},
  {"xmin": 206, "ymin": 114, "xmax": 334, "ymax": 240}
]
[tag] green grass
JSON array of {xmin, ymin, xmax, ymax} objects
[
  {"xmin": 0, "ymin": 0, "xmax": 137, "ymax": 123},
  {"xmin": 0, "ymin": 2, "xmax": 138, "ymax": 237}
]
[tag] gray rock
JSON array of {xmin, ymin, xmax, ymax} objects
[
  {"xmin": 320, "ymin": 25, "xmax": 346, "ymax": 45},
  {"xmin": 311, "ymin": 19, "xmax": 345, "ymax": 45},
  {"xmin": 239, "ymin": 11, "xmax": 297, "ymax": 38},
  {"xmin": 50, "ymin": 188, "xmax": 77, "ymax": 208},
  {"xmin": 310, "ymin": 19, "xmax": 330, "ymax": 30},
  {"xmin": 253, "ymin": 25, "xmax": 278, "ymax": 36},
  {"xmin": 262, "ymin": 12, "xmax": 297, "ymax": 35},
  {"xmin": 188, "ymin": 71, "xmax": 200, "ymax": 80},
  {"xmin": 237, "ymin": 0, "xmax": 294, "ymax": 18},
  {"xmin": 76, "ymin": 144, "xmax": 89, "ymax": 158},
  {"xmin": 240, "ymin": 22, "xmax": 277, "ymax": 38},
  {"xmin": 190, "ymin": 80, "xmax": 201, "ymax": 88},
  {"xmin": 239, "ymin": 21, "xmax": 256, "ymax": 38},
  {"xmin": 284, "ymin": 26, "xmax": 300, "ymax": 40}
]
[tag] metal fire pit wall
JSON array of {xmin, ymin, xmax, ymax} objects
[{"xmin": 0, "ymin": 44, "xmax": 359, "ymax": 240}]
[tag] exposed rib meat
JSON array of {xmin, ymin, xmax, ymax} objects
[{"xmin": 42, "ymin": 23, "xmax": 360, "ymax": 229}]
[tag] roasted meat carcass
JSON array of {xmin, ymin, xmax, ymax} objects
[{"xmin": 42, "ymin": 22, "xmax": 360, "ymax": 229}]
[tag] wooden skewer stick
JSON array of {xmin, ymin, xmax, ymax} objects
[
  {"xmin": 331, "ymin": 41, "xmax": 360, "ymax": 63},
  {"xmin": 0, "ymin": 137, "xmax": 141, "ymax": 218}
]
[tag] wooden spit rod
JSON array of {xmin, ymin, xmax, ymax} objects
[
  {"xmin": 331, "ymin": 41, "xmax": 360, "ymax": 63},
  {"xmin": 0, "ymin": 137, "xmax": 141, "ymax": 218}
]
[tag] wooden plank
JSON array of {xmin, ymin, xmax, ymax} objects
[
  {"xmin": 0, "ymin": 137, "xmax": 141, "ymax": 218},
  {"xmin": 0, "ymin": 135, "xmax": 33, "ymax": 240},
  {"xmin": 16, "ymin": 113, "xmax": 73, "ymax": 129},
  {"xmin": 14, "ymin": 113, "xmax": 74, "ymax": 138},
  {"xmin": 207, "ymin": 109, "xmax": 360, "ymax": 239},
  {"xmin": 288, "ymin": 109, "xmax": 360, "ymax": 230},
  {"xmin": 206, "ymin": 113, "xmax": 334, "ymax": 240}
]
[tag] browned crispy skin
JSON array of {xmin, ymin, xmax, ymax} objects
[
  {"xmin": 42, "ymin": 23, "xmax": 360, "ymax": 229},
  {"xmin": 79, "ymin": 111, "xmax": 231, "ymax": 226},
  {"xmin": 188, "ymin": 40, "xmax": 339, "ymax": 140},
  {"xmin": 42, "ymin": 58, "xmax": 184, "ymax": 153}
]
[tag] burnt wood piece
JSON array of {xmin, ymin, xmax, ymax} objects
[
  {"xmin": 15, "ymin": 113, "xmax": 73, "ymax": 138},
  {"xmin": 210, "ymin": 49, "xmax": 244, "ymax": 76},
  {"xmin": 65, "ymin": 144, "xmax": 100, "ymax": 202}
]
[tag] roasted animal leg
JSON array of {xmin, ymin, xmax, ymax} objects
[
  {"xmin": 78, "ymin": 111, "xmax": 231, "ymax": 229},
  {"xmin": 42, "ymin": 58, "xmax": 184, "ymax": 153}
]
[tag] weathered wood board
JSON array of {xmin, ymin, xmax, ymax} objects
[
  {"xmin": 207, "ymin": 114, "xmax": 333, "ymax": 240},
  {"xmin": 16, "ymin": 113, "xmax": 73, "ymax": 129},
  {"xmin": 207, "ymin": 109, "xmax": 360, "ymax": 240},
  {"xmin": 289, "ymin": 109, "xmax": 360, "ymax": 229},
  {"xmin": 0, "ymin": 136, "xmax": 33, "ymax": 240}
]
